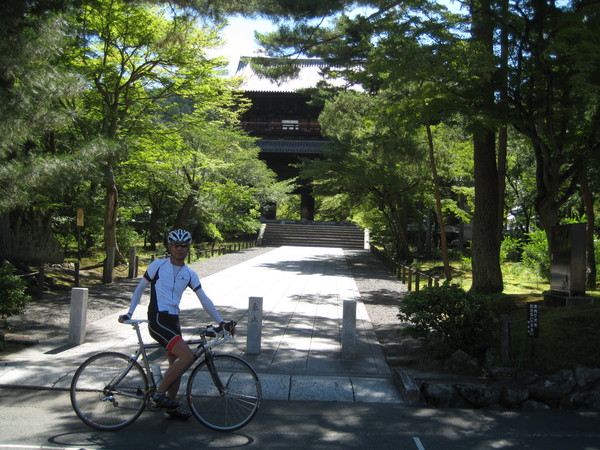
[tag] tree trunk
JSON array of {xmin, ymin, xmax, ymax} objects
[
  {"xmin": 103, "ymin": 177, "xmax": 124, "ymax": 283},
  {"xmin": 173, "ymin": 172, "xmax": 199, "ymax": 230},
  {"xmin": 533, "ymin": 140, "xmax": 561, "ymax": 245},
  {"xmin": 497, "ymin": 0, "xmax": 509, "ymax": 244},
  {"xmin": 471, "ymin": 129, "xmax": 503, "ymax": 293},
  {"xmin": 469, "ymin": 0, "xmax": 503, "ymax": 294},
  {"xmin": 497, "ymin": 126, "xmax": 508, "ymax": 243},
  {"xmin": 580, "ymin": 170, "xmax": 596, "ymax": 290},
  {"xmin": 426, "ymin": 122, "xmax": 452, "ymax": 281},
  {"xmin": 173, "ymin": 191, "xmax": 197, "ymax": 230}
]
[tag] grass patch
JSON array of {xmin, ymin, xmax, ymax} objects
[
  {"xmin": 506, "ymin": 298, "xmax": 600, "ymax": 373},
  {"xmin": 410, "ymin": 258, "xmax": 600, "ymax": 373}
]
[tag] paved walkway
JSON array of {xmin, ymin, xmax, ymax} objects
[{"xmin": 0, "ymin": 246, "xmax": 403, "ymax": 404}]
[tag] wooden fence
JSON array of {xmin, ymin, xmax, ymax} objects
[
  {"xmin": 18, "ymin": 240, "xmax": 257, "ymax": 290},
  {"xmin": 370, "ymin": 246, "xmax": 441, "ymax": 292}
]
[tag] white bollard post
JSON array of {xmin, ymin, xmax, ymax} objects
[
  {"xmin": 342, "ymin": 299, "xmax": 357, "ymax": 359},
  {"xmin": 69, "ymin": 287, "xmax": 89, "ymax": 345},
  {"xmin": 247, "ymin": 296, "xmax": 263, "ymax": 355}
]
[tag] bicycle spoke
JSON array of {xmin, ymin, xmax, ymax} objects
[
  {"xmin": 187, "ymin": 354, "xmax": 261, "ymax": 431},
  {"xmin": 70, "ymin": 352, "xmax": 148, "ymax": 431}
]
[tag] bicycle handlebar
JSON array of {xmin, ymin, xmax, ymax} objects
[{"xmin": 122, "ymin": 319, "xmax": 237, "ymax": 342}]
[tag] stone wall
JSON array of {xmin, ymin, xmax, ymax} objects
[
  {"xmin": 0, "ymin": 209, "xmax": 63, "ymax": 264},
  {"xmin": 420, "ymin": 365, "xmax": 600, "ymax": 410}
]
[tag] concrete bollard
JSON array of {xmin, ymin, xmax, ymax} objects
[
  {"xmin": 246, "ymin": 296, "xmax": 263, "ymax": 355},
  {"xmin": 342, "ymin": 299, "xmax": 357, "ymax": 359},
  {"xmin": 69, "ymin": 287, "xmax": 89, "ymax": 345}
]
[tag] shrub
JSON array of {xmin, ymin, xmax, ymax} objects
[
  {"xmin": 398, "ymin": 283, "xmax": 498, "ymax": 358},
  {"xmin": 521, "ymin": 229, "xmax": 550, "ymax": 280},
  {"xmin": 0, "ymin": 263, "xmax": 30, "ymax": 321},
  {"xmin": 500, "ymin": 236, "xmax": 522, "ymax": 262}
]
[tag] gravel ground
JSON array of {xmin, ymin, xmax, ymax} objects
[{"xmin": 2, "ymin": 246, "xmax": 419, "ymax": 363}]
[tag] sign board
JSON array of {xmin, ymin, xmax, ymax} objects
[
  {"xmin": 76, "ymin": 208, "xmax": 84, "ymax": 227},
  {"xmin": 527, "ymin": 302, "xmax": 540, "ymax": 338}
]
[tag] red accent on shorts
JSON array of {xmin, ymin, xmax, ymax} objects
[{"xmin": 166, "ymin": 335, "xmax": 183, "ymax": 357}]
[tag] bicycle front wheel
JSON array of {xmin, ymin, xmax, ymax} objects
[
  {"xmin": 187, "ymin": 354, "xmax": 261, "ymax": 431},
  {"xmin": 70, "ymin": 352, "xmax": 148, "ymax": 431}
]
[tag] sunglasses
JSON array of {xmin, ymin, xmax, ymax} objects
[{"xmin": 171, "ymin": 243, "xmax": 189, "ymax": 248}]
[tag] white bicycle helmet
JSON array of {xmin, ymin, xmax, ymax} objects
[{"xmin": 167, "ymin": 229, "xmax": 192, "ymax": 244}]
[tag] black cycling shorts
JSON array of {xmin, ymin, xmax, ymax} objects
[{"xmin": 148, "ymin": 311, "xmax": 182, "ymax": 353}]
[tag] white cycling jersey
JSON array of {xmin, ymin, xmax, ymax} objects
[{"xmin": 126, "ymin": 258, "xmax": 223, "ymax": 323}]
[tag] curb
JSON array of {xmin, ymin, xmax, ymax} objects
[{"xmin": 392, "ymin": 367, "xmax": 422, "ymax": 405}]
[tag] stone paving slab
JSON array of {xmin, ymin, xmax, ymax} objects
[{"xmin": 1, "ymin": 246, "xmax": 402, "ymax": 404}]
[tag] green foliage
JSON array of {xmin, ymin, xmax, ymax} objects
[
  {"xmin": 521, "ymin": 229, "xmax": 550, "ymax": 280},
  {"xmin": 500, "ymin": 236, "xmax": 522, "ymax": 263},
  {"xmin": 508, "ymin": 303, "xmax": 600, "ymax": 372},
  {"xmin": 0, "ymin": 1, "xmax": 287, "ymax": 259},
  {"xmin": 277, "ymin": 195, "xmax": 302, "ymax": 221},
  {"xmin": 0, "ymin": 263, "xmax": 30, "ymax": 321},
  {"xmin": 117, "ymin": 225, "xmax": 140, "ymax": 253},
  {"xmin": 302, "ymin": 90, "xmax": 428, "ymax": 261},
  {"xmin": 398, "ymin": 283, "xmax": 498, "ymax": 358}
]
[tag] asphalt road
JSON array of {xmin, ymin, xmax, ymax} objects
[{"xmin": 1, "ymin": 388, "xmax": 599, "ymax": 450}]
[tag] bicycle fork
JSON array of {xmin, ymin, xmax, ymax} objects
[{"xmin": 204, "ymin": 353, "xmax": 226, "ymax": 396}]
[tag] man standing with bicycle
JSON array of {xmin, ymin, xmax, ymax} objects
[{"xmin": 119, "ymin": 229, "xmax": 234, "ymax": 420}]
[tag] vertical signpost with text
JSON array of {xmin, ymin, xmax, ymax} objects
[{"xmin": 527, "ymin": 302, "xmax": 540, "ymax": 361}]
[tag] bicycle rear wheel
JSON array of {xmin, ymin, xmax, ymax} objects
[
  {"xmin": 70, "ymin": 352, "xmax": 148, "ymax": 431},
  {"xmin": 187, "ymin": 354, "xmax": 261, "ymax": 431}
]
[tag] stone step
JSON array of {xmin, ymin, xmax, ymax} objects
[{"xmin": 260, "ymin": 223, "xmax": 365, "ymax": 249}]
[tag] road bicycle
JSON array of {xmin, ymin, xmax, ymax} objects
[{"xmin": 70, "ymin": 319, "xmax": 261, "ymax": 432}]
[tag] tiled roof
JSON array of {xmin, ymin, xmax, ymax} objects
[
  {"xmin": 256, "ymin": 139, "xmax": 329, "ymax": 154},
  {"xmin": 235, "ymin": 57, "xmax": 359, "ymax": 93}
]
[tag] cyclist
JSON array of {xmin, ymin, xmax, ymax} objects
[{"xmin": 119, "ymin": 229, "xmax": 233, "ymax": 420}]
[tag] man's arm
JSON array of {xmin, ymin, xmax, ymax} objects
[
  {"xmin": 194, "ymin": 288, "xmax": 224, "ymax": 324},
  {"xmin": 118, "ymin": 276, "xmax": 150, "ymax": 322}
]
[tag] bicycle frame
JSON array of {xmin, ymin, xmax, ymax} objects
[
  {"xmin": 71, "ymin": 318, "xmax": 260, "ymax": 432},
  {"xmin": 124, "ymin": 320, "xmax": 225, "ymax": 394}
]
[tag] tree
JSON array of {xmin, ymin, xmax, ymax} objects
[
  {"xmin": 68, "ymin": 0, "xmax": 239, "ymax": 268},
  {"xmin": 467, "ymin": 0, "xmax": 503, "ymax": 293},
  {"xmin": 1, "ymin": 0, "xmax": 287, "ymax": 267},
  {"xmin": 425, "ymin": 121, "xmax": 452, "ymax": 280},
  {"xmin": 506, "ymin": 0, "xmax": 600, "ymax": 242},
  {"xmin": 0, "ymin": 2, "xmax": 86, "ymax": 263},
  {"xmin": 254, "ymin": 1, "xmax": 506, "ymax": 291},
  {"xmin": 304, "ymin": 91, "xmax": 427, "ymax": 262}
]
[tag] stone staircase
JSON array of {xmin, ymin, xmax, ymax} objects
[{"xmin": 258, "ymin": 222, "xmax": 366, "ymax": 249}]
